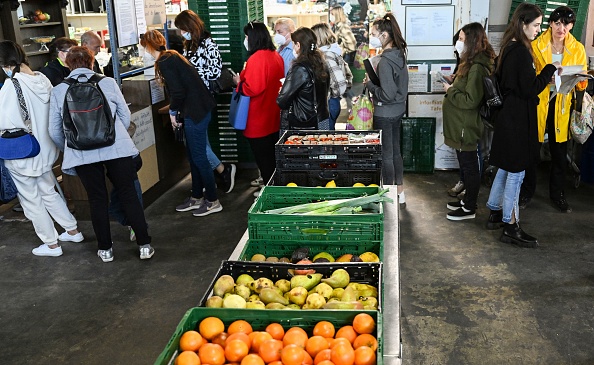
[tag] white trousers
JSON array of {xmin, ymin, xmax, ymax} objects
[{"xmin": 8, "ymin": 169, "xmax": 78, "ymax": 245}]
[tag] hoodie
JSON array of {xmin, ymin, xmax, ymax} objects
[
  {"xmin": 39, "ymin": 58, "xmax": 71, "ymax": 86},
  {"xmin": 320, "ymin": 43, "xmax": 353, "ymax": 97},
  {"xmin": 365, "ymin": 48, "xmax": 408, "ymax": 118},
  {"xmin": 0, "ymin": 72, "xmax": 58, "ymax": 177}
]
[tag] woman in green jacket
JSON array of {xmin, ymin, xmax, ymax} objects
[{"xmin": 442, "ymin": 22, "xmax": 496, "ymax": 221}]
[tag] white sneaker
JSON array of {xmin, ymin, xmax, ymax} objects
[
  {"xmin": 448, "ymin": 181, "xmax": 465, "ymax": 197},
  {"xmin": 253, "ymin": 189, "xmax": 261, "ymax": 198},
  {"xmin": 32, "ymin": 244, "xmax": 63, "ymax": 257},
  {"xmin": 398, "ymin": 192, "xmax": 406, "ymax": 209},
  {"xmin": 58, "ymin": 231, "xmax": 84, "ymax": 243}
]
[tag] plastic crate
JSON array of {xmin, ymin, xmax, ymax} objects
[
  {"xmin": 199, "ymin": 260, "xmax": 382, "ymax": 307},
  {"xmin": 401, "ymin": 117, "xmax": 435, "ymax": 174},
  {"xmin": 269, "ymin": 169, "xmax": 382, "ymax": 187},
  {"xmin": 239, "ymin": 239, "xmax": 383, "ymax": 262},
  {"xmin": 154, "ymin": 307, "xmax": 382, "ymax": 365},
  {"xmin": 248, "ymin": 186, "xmax": 384, "ymax": 242}
]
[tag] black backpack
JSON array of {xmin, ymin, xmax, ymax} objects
[
  {"xmin": 479, "ymin": 64, "xmax": 503, "ymax": 129},
  {"xmin": 62, "ymin": 74, "xmax": 116, "ymax": 150}
]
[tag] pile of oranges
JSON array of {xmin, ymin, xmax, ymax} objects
[{"xmin": 175, "ymin": 313, "xmax": 377, "ymax": 365}]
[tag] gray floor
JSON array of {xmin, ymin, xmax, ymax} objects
[{"xmin": 1, "ymin": 161, "xmax": 593, "ymax": 364}]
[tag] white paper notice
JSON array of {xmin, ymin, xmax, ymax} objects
[
  {"xmin": 408, "ymin": 94, "xmax": 459, "ymax": 169},
  {"xmin": 149, "ymin": 79, "xmax": 165, "ymax": 104},
  {"xmin": 113, "ymin": 0, "xmax": 139, "ymax": 47},
  {"xmin": 405, "ymin": 6, "xmax": 454, "ymax": 46},
  {"xmin": 430, "ymin": 64, "xmax": 456, "ymax": 92},
  {"xmin": 144, "ymin": 0, "xmax": 167, "ymax": 27},
  {"xmin": 408, "ymin": 64, "xmax": 429, "ymax": 93},
  {"xmin": 488, "ymin": 32, "xmax": 504, "ymax": 55},
  {"xmin": 131, "ymin": 107, "xmax": 156, "ymax": 152},
  {"xmin": 135, "ymin": 0, "xmax": 147, "ymax": 36}
]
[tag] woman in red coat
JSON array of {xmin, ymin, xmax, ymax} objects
[{"xmin": 233, "ymin": 22, "xmax": 285, "ymax": 191}]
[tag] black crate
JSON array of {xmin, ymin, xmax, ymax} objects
[{"xmin": 269, "ymin": 168, "xmax": 381, "ymax": 187}]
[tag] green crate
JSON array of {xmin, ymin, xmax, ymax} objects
[
  {"xmin": 248, "ymin": 186, "xmax": 384, "ymax": 242},
  {"xmin": 401, "ymin": 117, "xmax": 435, "ymax": 174},
  {"xmin": 154, "ymin": 308, "xmax": 382, "ymax": 365},
  {"xmin": 239, "ymin": 239, "xmax": 383, "ymax": 262}
]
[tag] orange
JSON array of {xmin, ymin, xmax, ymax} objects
[
  {"xmin": 317, "ymin": 361, "xmax": 336, "ymax": 365},
  {"xmin": 265, "ymin": 323, "xmax": 285, "ymax": 341},
  {"xmin": 330, "ymin": 338, "xmax": 351, "ymax": 349},
  {"xmin": 330, "ymin": 344, "xmax": 355, "ymax": 365},
  {"xmin": 199, "ymin": 317, "xmax": 226, "ymax": 340},
  {"xmin": 335, "ymin": 326, "xmax": 357, "ymax": 344},
  {"xmin": 302, "ymin": 350, "xmax": 313, "ymax": 365},
  {"xmin": 241, "ymin": 354, "xmax": 265, "ymax": 365},
  {"xmin": 352, "ymin": 314, "xmax": 375, "ymax": 335},
  {"xmin": 228, "ymin": 320, "xmax": 253, "ymax": 335},
  {"xmin": 313, "ymin": 321, "xmax": 335, "ymax": 339},
  {"xmin": 176, "ymin": 350, "xmax": 201, "ymax": 365},
  {"xmin": 213, "ymin": 332, "xmax": 229, "ymax": 348},
  {"xmin": 199, "ymin": 343, "xmax": 226, "ymax": 365},
  {"xmin": 314, "ymin": 349, "xmax": 332, "ymax": 365},
  {"xmin": 281, "ymin": 344, "xmax": 306, "ymax": 365},
  {"xmin": 227, "ymin": 332, "xmax": 252, "ymax": 350},
  {"xmin": 352, "ymin": 335, "xmax": 377, "ymax": 351},
  {"xmin": 225, "ymin": 339, "xmax": 250, "ymax": 363},
  {"xmin": 305, "ymin": 336, "xmax": 330, "ymax": 358},
  {"xmin": 269, "ymin": 361, "xmax": 283, "ymax": 365},
  {"xmin": 180, "ymin": 330, "xmax": 203, "ymax": 352},
  {"xmin": 251, "ymin": 332, "xmax": 273, "ymax": 354},
  {"xmin": 354, "ymin": 346, "xmax": 375, "ymax": 365},
  {"xmin": 258, "ymin": 339, "xmax": 283, "ymax": 363},
  {"xmin": 283, "ymin": 328, "xmax": 308, "ymax": 348}
]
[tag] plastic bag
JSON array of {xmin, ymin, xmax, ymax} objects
[
  {"xmin": 570, "ymin": 92, "xmax": 594, "ymax": 144},
  {"xmin": 346, "ymin": 89, "xmax": 374, "ymax": 130}
]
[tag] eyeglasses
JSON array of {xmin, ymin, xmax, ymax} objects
[{"xmin": 60, "ymin": 49, "xmax": 70, "ymax": 53}]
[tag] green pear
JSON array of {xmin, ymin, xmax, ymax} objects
[
  {"xmin": 246, "ymin": 300, "xmax": 266, "ymax": 309},
  {"xmin": 265, "ymin": 303, "xmax": 286, "ymax": 310},
  {"xmin": 288, "ymin": 286, "xmax": 308, "ymax": 306},
  {"xmin": 248, "ymin": 294, "xmax": 260, "ymax": 302},
  {"xmin": 331, "ymin": 288, "xmax": 345, "ymax": 299},
  {"xmin": 327, "ymin": 298, "xmax": 340, "ymax": 303},
  {"xmin": 249, "ymin": 277, "xmax": 274, "ymax": 294},
  {"xmin": 321, "ymin": 269, "xmax": 350, "ymax": 288},
  {"xmin": 356, "ymin": 284, "xmax": 378, "ymax": 298},
  {"xmin": 341, "ymin": 285, "xmax": 358, "ymax": 302},
  {"xmin": 213, "ymin": 275, "xmax": 235, "ymax": 297},
  {"xmin": 315, "ymin": 283, "xmax": 334, "ymax": 299},
  {"xmin": 236, "ymin": 274, "xmax": 254, "ymax": 286},
  {"xmin": 285, "ymin": 304, "xmax": 301, "ymax": 310},
  {"xmin": 234, "ymin": 284, "xmax": 251, "ymax": 300},
  {"xmin": 312, "ymin": 251, "xmax": 335, "ymax": 262},
  {"xmin": 290, "ymin": 273, "xmax": 323, "ymax": 291},
  {"xmin": 272, "ymin": 286, "xmax": 284, "ymax": 297},
  {"xmin": 251, "ymin": 254, "xmax": 266, "ymax": 261},
  {"xmin": 223, "ymin": 294, "xmax": 247, "ymax": 308},
  {"xmin": 305, "ymin": 293, "xmax": 326, "ymax": 309},
  {"xmin": 205, "ymin": 296, "xmax": 224, "ymax": 308},
  {"xmin": 322, "ymin": 301, "xmax": 364, "ymax": 310},
  {"xmin": 275, "ymin": 279, "xmax": 291, "ymax": 293},
  {"xmin": 358, "ymin": 296, "xmax": 378, "ymax": 310},
  {"xmin": 260, "ymin": 288, "xmax": 290, "ymax": 305}
]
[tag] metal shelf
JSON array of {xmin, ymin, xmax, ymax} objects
[{"xmin": 20, "ymin": 21, "xmax": 62, "ymax": 28}]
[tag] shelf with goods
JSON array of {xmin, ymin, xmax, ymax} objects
[{"xmin": 0, "ymin": 0, "xmax": 68, "ymax": 71}]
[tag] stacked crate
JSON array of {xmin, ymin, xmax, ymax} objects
[{"xmin": 401, "ymin": 118, "xmax": 435, "ymax": 174}]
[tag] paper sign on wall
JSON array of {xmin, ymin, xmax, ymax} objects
[
  {"xmin": 430, "ymin": 63, "xmax": 456, "ymax": 92},
  {"xmin": 131, "ymin": 106, "xmax": 156, "ymax": 152},
  {"xmin": 408, "ymin": 64, "xmax": 429, "ymax": 93}
]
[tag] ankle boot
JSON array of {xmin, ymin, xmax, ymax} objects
[
  {"xmin": 486, "ymin": 210, "xmax": 504, "ymax": 230},
  {"xmin": 500, "ymin": 222, "xmax": 538, "ymax": 248}
]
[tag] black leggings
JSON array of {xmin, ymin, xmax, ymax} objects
[{"xmin": 247, "ymin": 131, "xmax": 280, "ymax": 186}]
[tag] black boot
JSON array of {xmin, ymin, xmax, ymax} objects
[
  {"xmin": 486, "ymin": 210, "xmax": 504, "ymax": 230},
  {"xmin": 500, "ymin": 222, "xmax": 538, "ymax": 248}
]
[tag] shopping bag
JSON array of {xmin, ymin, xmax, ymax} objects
[
  {"xmin": 570, "ymin": 92, "xmax": 594, "ymax": 144},
  {"xmin": 0, "ymin": 159, "xmax": 18, "ymax": 203},
  {"xmin": 346, "ymin": 89, "xmax": 374, "ymax": 130},
  {"xmin": 353, "ymin": 43, "xmax": 369, "ymax": 70},
  {"xmin": 229, "ymin": 83, "xmax": 250, "ymax": 130}
]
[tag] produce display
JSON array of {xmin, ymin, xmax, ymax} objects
[
  {"xmin": 246, "ymin": 246, "xmax": 380, "ymax": 264},
  {"xmin": 284, "ymin": 133, "xmax": 381, "ymax": 145},
  {"xmin": 172, "ymin": 314, "xmax": 378, "ymax": 365}
]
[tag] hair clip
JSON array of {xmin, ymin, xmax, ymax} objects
[
  {"xmin": 159, "ymin": 45, "xmax": 166, "ymax": 51},
  {"xmin": 310, "ymin": 44, "xmax": 315, "ymax": 50}
]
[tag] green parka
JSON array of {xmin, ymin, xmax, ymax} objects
[{"xmin": 442, "ymin": 52, "xmax": 493, "ymax": 151}]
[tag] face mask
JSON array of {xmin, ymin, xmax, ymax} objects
[
  {"xmin": 182, "ymin": 32, "xmax": 192, "ymax": 41},
  {"xmin": 455, "ymin": 40, "xmax": 465, "ymax": 55},
  {"xmin": 292, "ymin": 50, "xmax": 299, "ymax": 59},
  {"xmin": 369, "ymin": 36, "xmax": 383, "ymax": 49},
  {"xmin": 274, "ymin": 33, "xmax": 287, "ymax": 47},
  {"xmin": 329, "ymin": 14, "xmax": 335, "ymax": 23},
  {"xmin": 144, "ymin": 52, "xmax": 155, "ymax": 64},
  {"xmin": 3, "ymin": 67, "xmax": 12, "ymax": 78},
  {"xmin": 243, "ymin": 38, "xmax": 249, "ymax": 51}
]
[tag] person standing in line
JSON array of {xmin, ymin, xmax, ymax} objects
[
  {"xmin": 80, "ymin": 31, "xmax": 102, "ymax": 74},
  {"xmin": 312, "ymin": 22, "xmax": 352, "ymax": 130},
  {"xmin": 0, "ymin": 41, "xmax": 84, "ymax": 257},
  {"xmin": 174, "ymin": 10, "xmax": 236, "ymax": 197},
  {"xmin": 277, "ymin": 27, "xmax": 330, "ymax": 131},
  {"xmin": 519, "ymin": 6, "xmax": 587, "ymax": 213},
  {"xmin": 140, "ymin": 30, "xmax": 221, "ymax": 217},
  {"xmin": 329, "ymin": 5, "xmax": 357, "ymax": 66},
  {"xmin": 273, "ymin": 18, "xmax": 297, "ymax": 76},
  {"xmin": 442, "ymin": 23, "xmax": 496, "ymax": 221},
  {"xmin": 39, "ymin": 37, "xmax": 78, "ymax": 86},
  {"xmin": 485, "ymin": 3, "xmax": 561, "ymax": 247},
  {"xmin": 365, "ymin": 13, "xmax": 409, "ymax": 207},
  {"xmin": 233, "ymin": 22, "xmax": 284, "ymax": 197}
]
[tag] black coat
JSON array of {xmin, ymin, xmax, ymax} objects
[
  {"xmin": 157, "ymin": 53, "xmax": 215, "ymax": 123},
  {"xmin": 39, "ymin": 58, "xmax": 71, "ymax": 86},
  {"xmin": 489, "ymin": 42, "xmax": 557, "ymax": 172}
]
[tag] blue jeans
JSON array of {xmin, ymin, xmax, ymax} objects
[
  {"xmin": 206, "ymin": 135, "xmax": 221, "ymax": 170},
  {"xmin": 486, "ymin": 168, "xmax": 525, "ymax": 223},
  {"xmin": 185, "ymin": 112, "xmax": 217, "ymax": 202},
  {"xmin": 328, "ymin": 97, "xmax": 341, "ymax": 130},
  {"xmin": 373, "ymin": 114, "xmax": 404, "ymax": 185}
]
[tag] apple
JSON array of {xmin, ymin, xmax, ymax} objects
[
  {"xmin": 38, "ymin": 13, "xmax": 46, "ymax": 21},
  {"xmin": 34, "ymin": 9, "xmax": 42, "ymax": 15}
]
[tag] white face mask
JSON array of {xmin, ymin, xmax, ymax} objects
[
  {"xmin": 182, "ymin": 32, "xmax": 192, "ymax": 41},
  {"xmin": 244, "ymin": 38, "xmax": 249, "ymax": 51},
  {"xmin": 455, "ymin": 40, "xmax": 465, "ymax": 55},
  {"xmin": 292, "ymin": 50, "xmax": 299, "ymax": 59},
  {"xmin": 369, "ymin": 36, "xmax": 383, "ymax": 49},
  {"xmin": 329, "ymin": 14, "xmax": 335, "ymax": 23},
  {"xmin": 274, "ymin": 33, "xmax": 287, "ymax": 47}
]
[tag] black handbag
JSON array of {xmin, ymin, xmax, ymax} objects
[{"xmin": 210, "ymin": 67, "xmax": 236, "ymax": 94}]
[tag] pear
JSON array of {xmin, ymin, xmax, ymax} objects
[
  {"xmin": 315, "ymin": 283, "xmax": 334, "ymax": 300},
  {"xmin": 223, "ymin": 292, "xmax": 233, "ymax": 299},
  {"xmin": 272, "ymin": 286, "xmax": 284, "ymax": 297},
  {"xmin": 360, "ymin": 252, "xmax": 380, "ymax": 262},
  {"xmin": 288, "ymin": 286, "xmax": 308, "ymax": 306},
  {"xmin": 248, "ymin": 294, "xmax": 260, "ymax": 302},
  {"xmin": 213, "ymin": 275, "xmax": 235, "ymax": 297},
  {"xmin": 279, "ymin": 257, "xmax": 291, "ymax": 263},
  {"xmin": 246, "ymin": 300, "xmax": 266, "ymax": 309},
  {"xmin": 331, "ymin": 288, "xmax": 345, "ymax": 299},
  {"xmin": 305, "ymin": 293, "xmax": 327, "ymax": 309},
  {"xmin": 322, "ymin": 301, "xmax": 364, "ymax": 310},
  {"xmin": 265, "ymin": 303, "xmax": 286, "ymax": 310},
  {"xmin": 285, "ymin": 304, "xmax": 301, "ymax": 310},
  {"xmin": 260, "ymin": 288, "xmax": 290, "ymax": 305},
  {"xmin": 266, "ymin": 256, "xmax": 279, "ymax": 262},
  {"xmin": 205, "ymin": 296, "xmax": 224, "ymax": 308},
  {"xmin": 358, "ymin": 296, "xmax": 378, "ymax": 310},
  {"xmin": 236, "ymin": 274, "xmax": 254, "ymax": 286},
  {"xmin": 341, "ymin": 285, "xmax": 358, "ymax": 302},
  {"xmin": 327, "ymin": 298, "xmax": 340, "ymax": 303},
  {"xmin": 275, "ymin": 279, "xmax": 291, "ymax": 293},
  {"xmin": 251, "ymin": 254, "xmax": 266, "ymax": 262},
  {"xmin": 249, "ymin": 277, "xmax": 274, "ymax": 294},
  {"xmin": 234, "ymin": 284, "xmax": 251, "ymax": 300},
  {"xmin": 312, "ymin": 251, "xmax": 335, "ymax": 262},
  {"xmin": 223, "ymin": 294, "xmax": 247, "ymax": 308},
  {"xmin": 321, "ymin": 269, "xmax": 350, "ymax": 288},
  {"xmin": 357, "ymin": 284, "xmax": 378, "ymax": 298},
  {"xmin": 290, "ymin": 273, "xmax": 323, "ymax": 291}
]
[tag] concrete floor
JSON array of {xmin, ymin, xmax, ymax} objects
[{"xmin": 1, "ymin": 163, "xmax": 593, "ymax": 364}]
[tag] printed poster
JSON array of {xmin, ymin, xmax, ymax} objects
[
  {"xmin": 408, "ymin": 64, "xmax": 429, "ymax": 93},
  {"xmin": 430, "ymin": 63, "xmax": 456, "ymax": 92}
]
